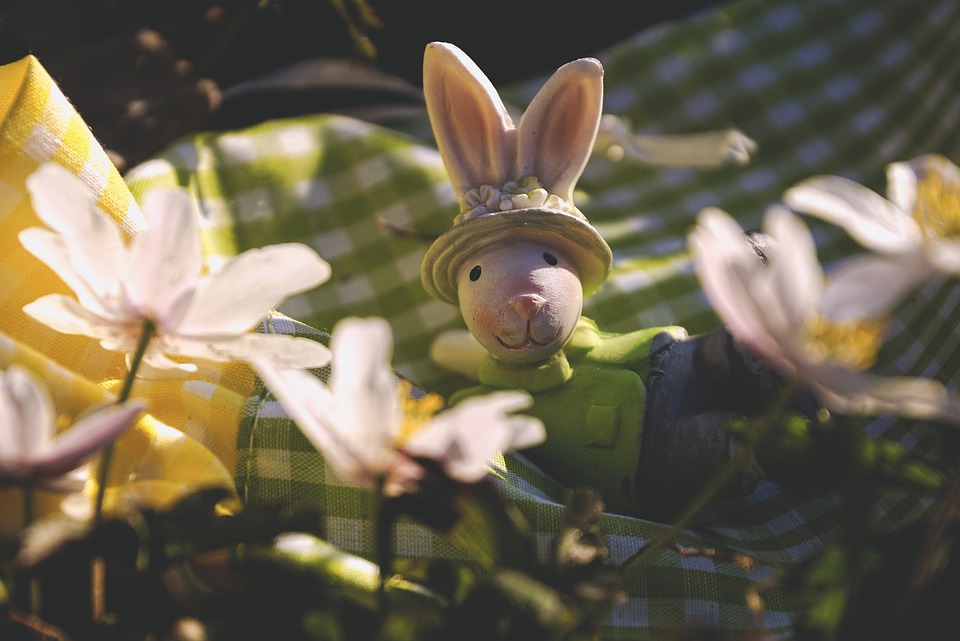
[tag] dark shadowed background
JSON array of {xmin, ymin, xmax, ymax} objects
[{"xmin": 0, "ymin": 0, "xmax": 727, "ymax": 171}]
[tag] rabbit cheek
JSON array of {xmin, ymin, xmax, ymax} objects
[
  {"xmin": 529, "ymin": 278, "xmax": 581, "ymax": 347},
  {"xmin": 458, "ymin": 278, "xmax": 528, "ymax": 357}
]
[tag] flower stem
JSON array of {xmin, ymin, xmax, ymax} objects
[
  {"xmin": 117, "ymin": 320, "xmax": 157, "ymax": 405},
  {"xmin": 21, "ymin": 479, "xmax": 41, "ymax": 616},
  {"xmin": 373, "ymin": 474, "xmax": 391, "ymax": 619},
  {"xmin": 94, "ymin": 319, "xmax": 156, "ymax": 522},
  {"xmin": 90, "ymin": 320, "xmax": 156, "ymax": 625},
  {"xmin": 91, "ymin": 557, "xmax": 107, "ymax": 622},
  {"xmin": 21, "ymin": 478, "xmax": 35, "ymax": 528}
]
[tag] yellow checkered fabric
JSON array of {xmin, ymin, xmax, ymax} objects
[{"xmin": 0, "ymin": 55, "xmax": 242, "ymax": 533}]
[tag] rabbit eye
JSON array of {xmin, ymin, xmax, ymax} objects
[
  {"xmin": 469, "ymin": 265, "xmax": 482, "ymax": 281},
  {"xmin": 543, "ymin": 252, "xmax": 558, "ymax": 266}
]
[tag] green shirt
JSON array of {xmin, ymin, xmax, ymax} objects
[{"xmin": 451, "ymin": 318, "xmax": 686, "ymax": 515}]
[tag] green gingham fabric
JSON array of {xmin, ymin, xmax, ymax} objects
[{"xmin": 123, "ymin": 0, "xmax": 960, "ymax": 637}]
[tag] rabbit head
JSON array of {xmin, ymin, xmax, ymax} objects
[{"xmin": 419, "ymin": 42, "xmax": 612, "ymax": 364}]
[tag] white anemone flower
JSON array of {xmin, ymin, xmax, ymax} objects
[
  {"xmin": 19, "ymin": 163, "xmax": 332, "ymax": 373},
  {"xmin": 784, "ymin": 154, "xmax": 960, "ymax": 311},
  {"xmin": 0, "ymin": 365, "xmax": 143, "ymax": 486},
  {"xmin": 253, "ymin": 317, "xmax": 545, "ymax": 494},
  {"xmin": 688, "ymin": 206, "xmax": 960, "ymax": 422}
]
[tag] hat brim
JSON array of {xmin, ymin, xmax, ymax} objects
[{"xmin": 421, "ymin": 208, "xmax": 612, "ymax": 304}]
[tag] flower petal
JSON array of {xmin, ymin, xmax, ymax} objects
[
  {"xmin": 785, "ymin": 175, "xmax": 921, "ymax": 253},
  {"xmin": 405, "ymin": 390, "xmax": 544, "ymax": 483},
  {"xmin": 765, "ymin": 208, "xmax": 823, "ymax": 336},
  {"xmin": 928, "ymin": 239, "xmax": 960, "ymax": 275},
  {"xmin": 812, "ymin": 365, "xmax": 960, "ymax": 424},
  {"xmin": 33, "ymin": 401, "xmax": 144, "ymax": 477},
  {"xmin": 178, "ymin": 244, "xmax": 331, "ymax": 336},
  {"xmin": 252, "ymin": 360, "xmax": 375, "ymax": 483},
  {"xmin": 885, "ymin": 159, "xmax": 919, "ymax": 214},
  {"xmin": 328, "ymin": 318, "xmax": 401, "ymax": 446},
  {"xmin": 35, "ymin": 465, "xmax": 88, "ymax": 492},
  {"xmin": 139, "ymin": 347, "xmax": 198, "ymax": 374},
  {"xmin": 125, "ymin": 189, "xmax": 203, "ymax": 319},
  {"xmin": 18, "ymin": 228, "xmax": 111, "ymax": 316},
  {"xmin": 167, "ymin": 333, "xmax": 331, "ymax": 369},
  {"xmin": 597, "ymin": 118, "xmax": 757, "ymax": 167},
  {"xmin": 888, "ymin": 154, "xmax": 960, "ymax": 212},
  {"xmin": 822, "ymin": 253, "xmax": 931, "ymax": 320},
  {"xmin": 383, "ymin": 454, "xmax": 427, "ymax": 497},
  {"xmin": 689, "ymin": 209, "xmax": 787, "ymax": 364},
  {"xmin": 0, "ymin": 366, "xmax": 55, "ymax": 468},
  {"xmin": 25, "ymin": 163, "xmax": 127, "ymax": 300},
  {"xmin": 23, "ymin": 295, "xmax": 120, "ymax": 340}
]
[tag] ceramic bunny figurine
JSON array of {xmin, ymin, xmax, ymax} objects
[{"xmin": 420, "ymin": 42, "xmax": 800, "ymax": 519}]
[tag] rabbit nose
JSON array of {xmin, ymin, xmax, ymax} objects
[{"xmin": 510, "ymin": 294, "xmax": 546, "ymax": 319}]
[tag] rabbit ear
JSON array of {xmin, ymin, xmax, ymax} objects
[
  {"xmin": 423, "ymin": 42, "xmax": 517, "ymax": 207},
  {"xmin": 517, "ymin": 58, "xmax": 603, "ymax": 204}
]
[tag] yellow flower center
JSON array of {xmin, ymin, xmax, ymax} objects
[
  {"xmin": 805, "ymin": 315, "xmax": 889, "ymax": 371},
  {"xmin": 913, "ymin": 166, "xmax": 960, "ymax": 240},
  {"xmin": 395, "ymin": 379, "xmax": 445, "ymax": 445}
]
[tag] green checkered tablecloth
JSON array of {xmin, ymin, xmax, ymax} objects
[{"xmin": 124, "ymin": 0, "xmax": 960, "ymax": 637}]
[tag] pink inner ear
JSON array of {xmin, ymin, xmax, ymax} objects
[
  {"xmin": 423, "ymin": 42, "xmax": 516, "ymax": 205},
  {"xmin": 442, "ymin": 84, "xmax": 513, "ymax": 191},
  {"xmin": 526, "ymin": 84, "xmax": 592, "ymax": 199},
  {"xmin": 517, "ymin": 58, "xmax": 603, "ymax": 203}
]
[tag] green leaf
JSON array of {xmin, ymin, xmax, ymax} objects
[
  {"xmin": 393, "ymin": 558, "xmax": 478, "ymax": 604},
  {"xmin": 238, "ymin": 533, "xmax": 446, "ymax": 617},
  {"xmin": 805, "ymin": 582, "xmax": 848, "ymax": 633},
  {"xmin": 153, "ymin": 487, "xmax": 323, "ymax": 563},
  {"xmin": 740, "ymin": 412, "xmax": 821, "ymax": 479},
  {"xmin": 447, "ymin": 482, "xmax": 535, "ymax": 570},
  {"xmin": 301, "ymin": 608, "xmax": 346, "ymax": 641},
  {"xmin": 788, "ymin": 542, "xmax": 884, "ymax": 640},
  {"xmin": 450, "ymin": 569, "xmax": 578, "ymax": 641},
  {"xmin": 387, "ymin": 476, "xmax": 534, "ymax": 570},
  {"xmin": 859, "ymin": 438, "xmax": 945, "ymax": 491}
]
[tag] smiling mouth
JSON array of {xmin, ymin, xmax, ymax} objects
[{"xmin": 496, "ymin": 325, "xmax": 561, "ymax": 350}]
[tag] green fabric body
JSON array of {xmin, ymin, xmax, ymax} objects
[
  {"xmin": 123, "ymin": 0, "xmax": 960, "ymax": 636},
  {"xmin": 451, "ymin": 317, "xmax": 686, "ymax": 515}
]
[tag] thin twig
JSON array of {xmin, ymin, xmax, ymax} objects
[
  {"xmin": 91, "ymin": 556, "xmax": 107, "ymax": 623},
  {"xmin": 7, "ymin": 609, "xmax": 70, "ymax": 641},
  {"xmin": 374, "ymin": 215, "xmax": 439, "ymax": 242}
]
